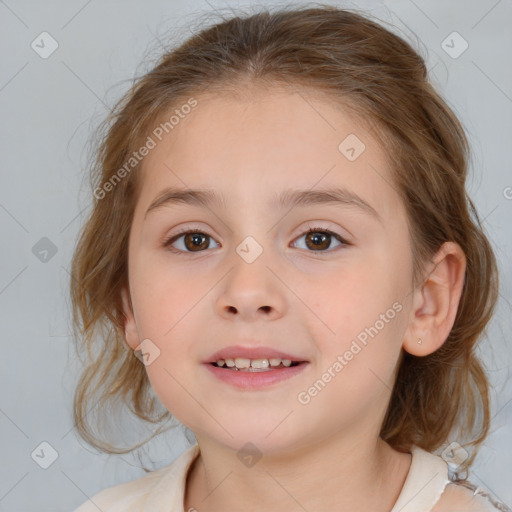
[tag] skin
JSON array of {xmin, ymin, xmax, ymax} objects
[{"xmin": 120, "ymin": 85, "xmax": 466, "ymax": 512}]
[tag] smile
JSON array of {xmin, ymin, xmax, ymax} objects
[
  {"xmin": 205, "ymin": 360, "xmax": 309, "ymax": 390},
  {"xmin": 213, "ymin": 357, "xmax": 300, "ymax": 371}
]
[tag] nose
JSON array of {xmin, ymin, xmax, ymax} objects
[{"xmin": 215, "ymin": 255, "xmax": 287, "ymax": 321}]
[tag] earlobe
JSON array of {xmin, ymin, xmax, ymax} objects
[
  {"xmin": 402, "ymin": 241, "xmax": 466, "ymax": 357},
  {"xmin": 120, "ymin": 286, "xmax": 140, "ymax": 351}
]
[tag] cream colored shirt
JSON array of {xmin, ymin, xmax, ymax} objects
[{"xmin": 73, "ymin": 443, "xmax": 509, "ymax": 512}]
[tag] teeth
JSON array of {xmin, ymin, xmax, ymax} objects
[
  {"xmin": 235, "ymin": 357, "xmax": 251, "ymax": 369},
  {"xmin": 214, "ymin": 357, "xmax": 296, "ymax": 369},
  {"xmin": 248, "ymin": 358, "xmax": 269, "ymax": 369}
]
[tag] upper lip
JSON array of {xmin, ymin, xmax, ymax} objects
[{"xmin": 205, "ymin": 344, "xmax": 308, "ymax": 364}]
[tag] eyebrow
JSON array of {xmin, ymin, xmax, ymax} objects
[{"xmin": 144, "ymin": 186, "xmax": 382, "ymax": 223}]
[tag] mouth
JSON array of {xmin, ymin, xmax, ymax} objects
[
  {"xmin": 204, "ymin": 357, "xmax": 309, "ymax": 389},
  {"xmin": 209, "ymin": 357, "xmax": 305, "ymax": 372}
]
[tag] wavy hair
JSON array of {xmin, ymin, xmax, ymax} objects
[{"xmin": 69, "ymin": 4, "xmax": 499, "ymax": 476}]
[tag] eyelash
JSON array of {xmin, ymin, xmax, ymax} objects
[{"xmin": 162, "ymin": 225, "xmax": 349, "ymax": 256}]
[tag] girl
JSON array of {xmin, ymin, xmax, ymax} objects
[{"xmin": 70, "ymin": 4, "xmax": 510, "ymax": 511}]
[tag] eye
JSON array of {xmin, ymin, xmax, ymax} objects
[
  {"xmin": 291, "ymin": 226, "xmax": 348, "ymax": 254},
  {"xmin": 163, "ymin": 228, "xmax": 220, "ymax": 254},
  {"xmin": 162, "ymin": 225, "xmax": 349, "ymax": 255}
]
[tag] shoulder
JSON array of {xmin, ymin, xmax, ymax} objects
[
  {"xmin": 391, "ymin": 445, "xmax": 510, "ymax": 512},
  {"xmin": 433, "ymin": 482, "xmax": 512, "ymax": 512},
  {"xmin": 72, "ymin": 443, "xmax": 200, "ymax": 512},
  {"xmin": 72, "ymin": 464, "xmax": 172, "ymax": 512}
]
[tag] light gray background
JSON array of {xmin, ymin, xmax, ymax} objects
[{"xmin": 1, "ymin": 0, "xmax": 511, "ymax": 510}]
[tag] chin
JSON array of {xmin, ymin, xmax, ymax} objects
[{"xmin": 195, "ymin": 426, "xmax": 306, "ymax": 459}]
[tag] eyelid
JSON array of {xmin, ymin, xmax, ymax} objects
[
  {"xmin": 292, "ymin": 225, "xmax": 349, "ymax": 254},
  {"xmin": 300, "ymin": 221, "xmax": 350, "ymax": 241},
  {"xmin": 162, "ymin": 225, "xmax": 218, "ymax": 250}
]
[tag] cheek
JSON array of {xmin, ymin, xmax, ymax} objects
[
  {"xmin": 299, "ymin": 310, "xmax": 404, "ymax": 428},
  {"xmin": 128, "ymin": 257, "xmax": 210, "ymax": 417},
  {"xmin": 295, "ymin": 258, "xmax": 390, "ymax": 340},
  {"xmin": 143, "ymin": 358, "xmax": 201, "ymax": 430},
  {"xmin": 297, "ymin": 251, "xmax": 406, "ymax": 386},
  {"xmin": 129, "ymin": 253, "xmax": 206, "ymax": 335}
]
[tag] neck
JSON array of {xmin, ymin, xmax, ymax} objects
[{"xmin": 184, "ymin": 433, "xmax": 412, "ymax": 512}]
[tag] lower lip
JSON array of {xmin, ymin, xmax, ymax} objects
[{"xmin": 204, "ymin": 362, "xmax": 309, "ymax": 390}]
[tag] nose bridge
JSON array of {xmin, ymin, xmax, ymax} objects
[
  {"xmin": 216, "ymin": 222, "xmax": 286, "ymax": 318},
  {"xmin": 227, "ymin": 199, "xmax": 278, "ymax": 257},
  {"xmin": 230, "ymin": 229, "xmax": 274, "ymax": 285}
]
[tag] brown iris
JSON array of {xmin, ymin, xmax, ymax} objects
[
  {"xmin": 305, "ymin": 231, "xmax": 331, "ymax": 251},
  {"xmin": 183, "ymin": 232, "xmax": 210, "ymax": 251}
]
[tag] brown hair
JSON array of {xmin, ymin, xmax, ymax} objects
[{"xmin": 70, "ymin": 4, "xmax": 499, "ymax": 476}]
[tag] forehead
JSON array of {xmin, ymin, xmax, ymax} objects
[{"xmin": 136, "ymin": 87, "xmax": 403, "ymax": 221}]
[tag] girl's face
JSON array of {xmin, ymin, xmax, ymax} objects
[{"xmin": 122, "ymin": 87, "xmax": 417, "ymax": 455}]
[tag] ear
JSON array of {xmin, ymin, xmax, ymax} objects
[
  {"xmin": 402, "ymin": 241, "xmax": 466, "ymax": 356},
  {"xmin": 120, "ymin": 286, "xmax": 140, "ymax": 351}
]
